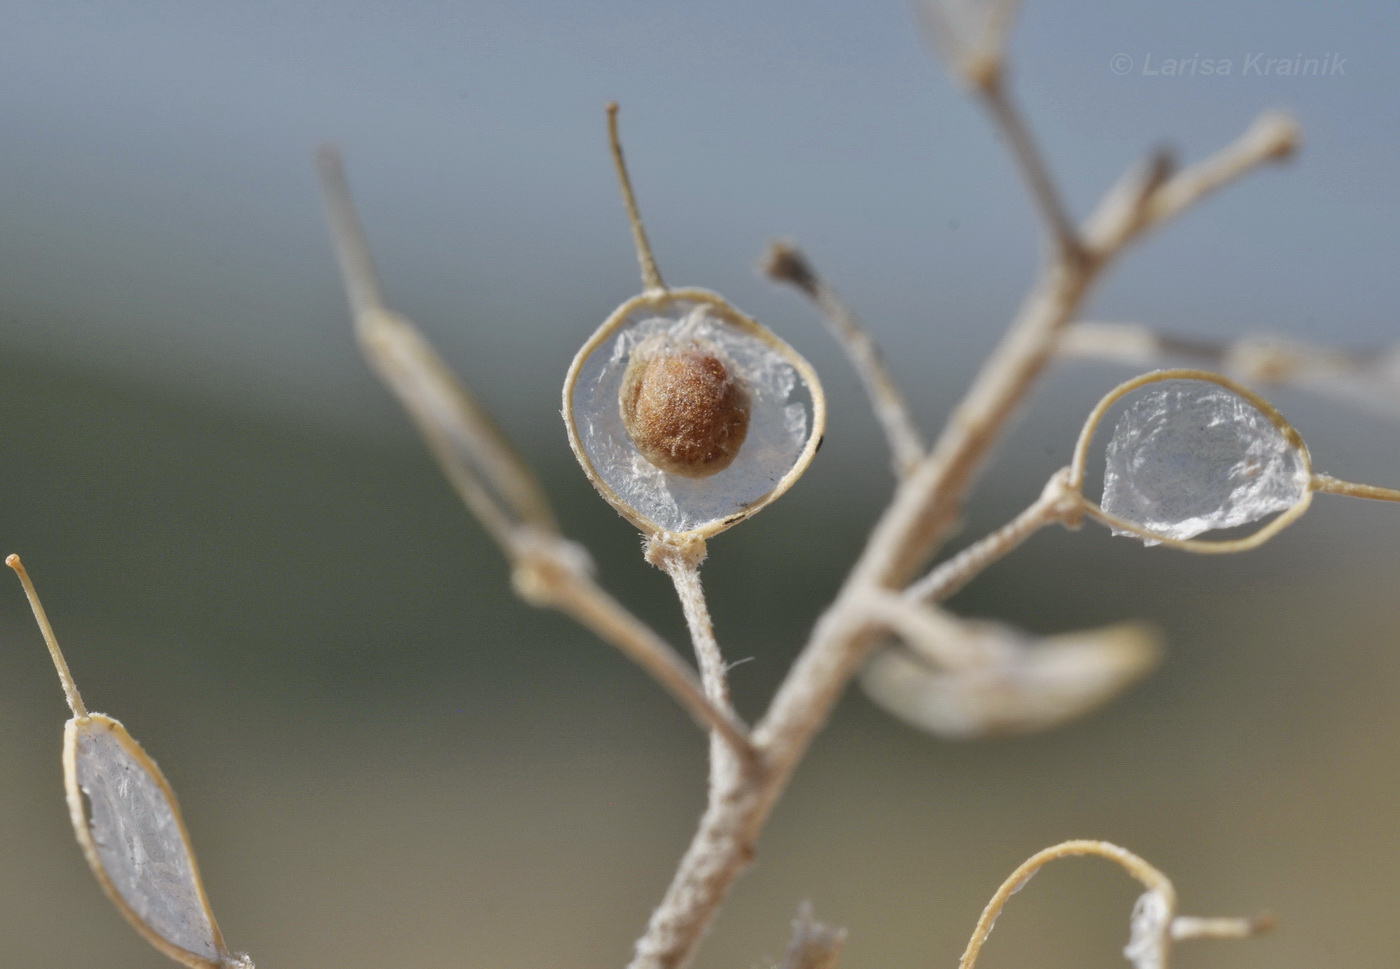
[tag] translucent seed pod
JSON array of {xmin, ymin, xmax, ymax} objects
[
  {"xmin": 563, "ymin": 105, "xmax": 825, "ymax": 542},
  {"xmin": 8, "ymin": 556, "xmax": 253, "ymax": 969},
  {"xmin": 1068, "ymin": 369, "xmax": 1316, "ymax": 552}
]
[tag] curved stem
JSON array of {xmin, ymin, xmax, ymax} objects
[{"xmin": 959, "ymin": 839, "xmax": 1176, "ymax": 969}]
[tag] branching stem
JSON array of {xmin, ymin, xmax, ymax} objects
[
  {"xmin": 624, "ymin": 97, "xmax": 1300, "ymax": 969},
  {"xmin": 763, "ymin": 242, "xmax": 926, "ymax": 478},
  {"xmin": 906, "ymin": 469, "xmax": 1078, "ymax": 604}
]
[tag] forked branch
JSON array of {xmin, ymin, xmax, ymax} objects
[
  {"xmin": 626, "ymin": 28, "xmax": 1300, "ymax": 969},
  {"xmin": 323, "ymin": 7, "xmax": 1304, "ymax": 967},
  {"xmin": 316, "ymin": 145, "xmax": 755, "ymax": 764}
]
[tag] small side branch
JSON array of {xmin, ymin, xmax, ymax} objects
[
  {"xmin": 763, "ymin": 242, "xmax": 925, "ymax": 477},
  {"xmin": 7, "ymin": 555, "xmax": 89, "ymax": 718},
  {"xmin": 978, "ymin": 75, "xmax": 1084, "ymax": 264},
  {"xmin": 1085, "ymin": 112, "xmax": 1299, "ymax": 256},
  {"xmin": 1311, "ymin": 474, "xmax": 1400, "ymax": 504},
  {"xmin": 779, "ymin": 902, "xmax": 846, "ymax": 969},
  {"xmin": 515, "ymin": 543, "xmax": 756, "ymax": 766},
  {"xmin": 1060, "ymin": 323, "xmax": 1400, "ymax": 418},
  {"xmin": 905, "ymin": 469, "xmax": 1079, "ymax": 604}
]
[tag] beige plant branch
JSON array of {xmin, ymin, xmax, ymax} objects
[
  {"xmin": 978, "ymin": 74, "xmax": 1085, "ymax": 264},
  {"xmin": 327, "ymin": 16, "xmax": 1304, "ymax": 969},
  {"xmin": 317, "ymin": 145, "xmax": 755, "ymax": 764},
  {"xmin": 905, "ymin": 468, "xmax": 1080, "ymax": 604},
  {"xmin": 762, "ymin": 241, "xmax": 926, "ymax": 478},
  {"xmin": 1311, "ymin": 474, "xmax": 1400, "ymax": 503},
  {"xmin": 318, "ymin": 145, "xmax": 556, "ymax": 546},
  {"xmin": 1171, "ymin": 913, "xmax": 1275, "ymax": 942},
  {"xmin": 1059, "ymin": 321, "xmax": 1400, "ymax": 417},
  {"xmin": 646, "ymin": 535, "xmax": 755, "ymax": 784},
  {"xmin": 1083, "ymin": 111, "xmax": 1300, "ymax": 258},
  {"xmin": 858, "ymin": 592, "xmax": 989, "ymax": 672},
  {"xmin": 850, "ymin": 107, "xmax": 1298, "ymax": 590},
  {"xmin": 512, "ymin": 542, "xmax": 757, "ymax": 765},
  {"xmin": 921, "ymin": 0, "xmax": 1023, "ymax": 92},
  {"xmin": 623, "ymin": 56, "xmax": 1302, "ymax": 969}
]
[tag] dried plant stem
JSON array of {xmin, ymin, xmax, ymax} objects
[
  {"xmin": 608, "ymin": 102, "xmax": 666, "ymax": 294},
  {"xmin": 7, "ymin": 555, "xmax": 88, "ymax": 718},
  {"xmin": 647, "ymin": 537, "xmax": 751, "ymax": 784},
  {"xmin": 1141, "ymin": 112, "xmax": 1299, "ymax": 231},
  {"xmin": 318, "ymin": 147, "xmax": 756, "ymax": 764},
  {"xmin": 858, "ymin": 592, "xmax": 986, "ymax": 671},
  {"xmin": 648, "ymin": 541, "xmax": 731, "ymax": 712},
  {"xmin": 1084, "ymin": 112, "xmax": 1299, "ymax": 257},
  {"xmin": 1171, "ymin": 914, "xmax": 1274, "ymax": 941},
  {"xmin": 763, "ymin": 242, "xmax": 925, "ymax": 477},
  {"xmin": 978, "ymin": 76, "xmax": 1083, "ymax": 263},
  {"xmin": 326, "ymin": 35, "xmax": 1300, "ymax": 969},
  {"xmin": 1059, "ymin": 321, "xmax": 1400, "ymax": 419},
  {"xmin": 906, "ymin": 469, "xmax": 1078, "ymax": 604},
  {"xmin": 625, "ymin": 104, "xmax": 1299, "ymax": 969},
  {"xmin": 1059, "ymin": 321, "xmax": 1299, "ymax": 371},
  {"xmin": 516, "ymin": 547, "xmax": 756, "ymax": 765}
]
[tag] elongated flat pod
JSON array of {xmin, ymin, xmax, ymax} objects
[
  {"xmin": 9, "ymin": 555, "xmax": 252, "ymax": 969},
  {"xmin": 64, "ymin": 714, "xmax": 250, "ymax": 969}
]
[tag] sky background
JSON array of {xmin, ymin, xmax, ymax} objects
[{"xmin": 0, "ymin": 2, "xmax": 1398, "ymax": 968}]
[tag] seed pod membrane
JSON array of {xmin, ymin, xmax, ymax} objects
[
  {"xmin": 66, "ymin": 715, "xmax": 251, "ymax": 969},
  {"xmin": 1102, "ymin": 380, "xmax": 1310, "ymax": 542},
  {"xmin": 565, "ymin": 289, "xmax": 823, "ymax": 538}
]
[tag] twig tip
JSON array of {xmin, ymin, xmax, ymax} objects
[
  {"xmin": 1254, "ymin": 111, "xmax": 1302, "ymax": 160},
  {"xmin": 761, "ymin": 241, "xmax": 817, "ymax": 294}
]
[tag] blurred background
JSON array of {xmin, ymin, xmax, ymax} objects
[{"xmin": 0, "ymin": 1, "xmax": 1397, "ymax": 967}]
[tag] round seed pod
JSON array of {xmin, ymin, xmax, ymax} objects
[{"xmin": 564, "ymin": 288, "xmax": 825, "ymax": 540}]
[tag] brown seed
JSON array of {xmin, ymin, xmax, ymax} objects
[{"xmin": 620, "ymin": 343, "xmax": 751, "ymax": 478}]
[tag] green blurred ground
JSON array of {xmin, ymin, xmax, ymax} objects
[{"xmin": 0, "ymin": 346, "xmax": 1397, "ymax": 969}]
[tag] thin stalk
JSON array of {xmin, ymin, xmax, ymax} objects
[
  {"xmin": 763, "ymin": 242, "xmax": 925, "ymax": 477},
  {"xmin": 7, "ymin": 555, "xmax": 88, "ymax": 718},
  {"xmin": 906, "ymin": 470, "xmax": 1076, "ymax": 604},
  {"xmin": 1312, "ymin": 474, "xmax": 1400, "ymax": 503},
  {"xmin": 608, "ymin": 102, "xmax": 666, "ymax": 293}
]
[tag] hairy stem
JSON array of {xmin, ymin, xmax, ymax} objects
[{"xmin": 626, "ymin": 105, "xmax": 1297, "ymax": 969}]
